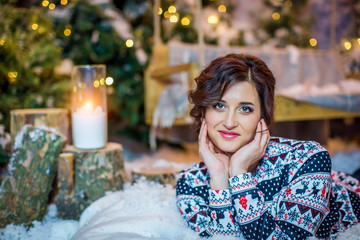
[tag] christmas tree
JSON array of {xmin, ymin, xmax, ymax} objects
[{"xmin": 0, "ymin": 3, "xmax": 70, "ymax": 163}]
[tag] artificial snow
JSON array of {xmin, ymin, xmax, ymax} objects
[{"xmin": 0, "ymin": 147, "xmax": 360, "ymax": 239}]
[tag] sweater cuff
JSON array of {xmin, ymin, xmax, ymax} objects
[
  {"xmin": 229, "ymin": 173, "xmax": 256, "ymax": 195},
  {"xmin": 208, "ymin": 189, "xmax": 232, "ymax": 207}
]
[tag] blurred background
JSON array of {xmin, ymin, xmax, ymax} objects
[{"xmin": 0, "ymin": 0, "xmax": 359, "ymax": 168}]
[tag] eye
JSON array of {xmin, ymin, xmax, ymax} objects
[
  {"xmin": 239, "ymin": 106, "xmax": 253, "ymax": 113},
  {"xmin": 213, "ymin": 102, "xmax": 226, "ymax": 110}
]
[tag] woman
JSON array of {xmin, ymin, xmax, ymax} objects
[{"xmin": 175, "ymin": 54, "xmax": 360, "ymax": 239}]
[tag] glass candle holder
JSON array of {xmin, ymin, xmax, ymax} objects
[{"xmin": 71, "ymin": 65, "xmax": 107, "ymax": 149}]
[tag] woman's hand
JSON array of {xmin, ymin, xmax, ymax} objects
[
  {"xmin": 229, "ymin": 119, "xmax": 270, "ymax": 177},
  {"xmin": 198, "ymin": 120, "xmax": 230, "ymax": 190}
]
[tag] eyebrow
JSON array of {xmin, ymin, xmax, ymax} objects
[{"xmin": 218, "ymin": 100, "xmax": 255, "ymax": 106}]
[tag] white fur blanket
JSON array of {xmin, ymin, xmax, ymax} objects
[{"xmin": 71, "ymin": 179, "xmax": 360, "ymax": 240}]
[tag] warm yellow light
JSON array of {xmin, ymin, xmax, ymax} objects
[
  {"xmin": 94, "ymin": 80, "xmax": 100, "ymax": 88},
  {"xmin": 60, "ymin": 0, "xmax": 68, "ymax": 5},
  {"xmin": 8, "ymin": 72, "xmax": 18, "ymax": 78},
  {"xmin": 207, "ymin": 15, "xmax": 219, "ymax": 24},
  {"xmin": 272, "ymin": 12, "xmax": 281, "ymax": 20},
  {"xmin": 8, "ymin": 72, "xmax": 18, "ymax": 84},
  {"xmin": 164, "ymin": 11, "xmax": 171, "ymax": 18},
  {"xmin": 32, "ymin": 23, "xmax": 38, "ymax": 30},
  {"xmin": 169, "ymin": 15, "xmax": 178, "ymax": 23},
  {"xmin": 344, "ymin": 41, "xmax": 352, "ymax": 50},
  {"xmin": 99, "ymin": 78, "xmax": 105, "ymax": 85},
  {"xmin": 158, "ymin": 7, "xmax": 163, "ymax": 15},
  {"xmin": 181, "ymin": 17, "xmax": 190, "ymax": 26},
  {"xmin": 357, "ymin": 38, "xmax": 360, "ymax": 45},
  {"xmin": 218, "ymin": 5, "xmax": 226, "ymax": 13},
  {"xmin": 285, "ymin": 0, "xmax": 293, "ymax": 7},
  {"xmin": 42, "ymin": 0, "xmax": 49, "ymax": 7},
  {"xmin": 309, "ymin": 38, "xmax": 317, "ymax": 47},
  {"xmin": 168, "ymin": 5, "xmax": 176, "ymax": 14},
  {"xmin": 125, "ymin": 39, "xmax": 134, "ymax": 48},
  {"xmin": 49, "ymin": 3, "xmax": 56, "ymax": 10},
  {"xmin": 83, "ymin": 102, "xmax": 94, "ymax": 111},
  {"xmin": 64, "ymin": 28, "xmax": 71, "ymax": 36},
  {"xmin": 0, "ymin": 39, "xmax": 5, "ymax": 46},
  {"xmin": 106, "ymin": 77, "xmax": 114, "ymax": 85}
]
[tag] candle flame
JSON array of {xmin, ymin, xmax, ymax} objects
[{"xmin": 83, "ymin": 102, "xmax": 94, "ymax": 112}]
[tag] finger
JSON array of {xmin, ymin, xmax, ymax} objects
[
  {"xmin": 260, "ymin": 119, "xmax": 270, "ymax": 149},
  {"xmin": 208, "ymin": 140, "xmax": 216, "ymax": 154},
  {"xmin": 253, "ymin": 120, "xmax": 262, "ymax": 144},
  {"xmin": 198, "ymin": 119, "xmax": 205, "ymax": 144},
  {"xmin": 199, "ymin": 120, "xmax": 208, "ymax": 146}
]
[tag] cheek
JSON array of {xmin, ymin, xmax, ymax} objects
[
  {"xmin": 242, "ymin": 116, "xmax": 261, "ymax": 135},
  {"xmin": 204, "ymin": 109, "xmax": 219, "ymax": 126},
  {"xmin": 204, "ymin": 111, "xmax": 220, "ymax": 138}
]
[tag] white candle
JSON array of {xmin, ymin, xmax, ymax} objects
[{"xmin": 72, "ymin": 102, "xmax": 107, "ymax": 149}]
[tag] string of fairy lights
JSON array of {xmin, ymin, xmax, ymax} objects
[
  {"xmin": 5, "ymin": 0, "xmax": 359, "ymax": 86},
  {"xmin": 38, "ymin": 0, "xmax": 360, "ymax": 51},
  {"xmin": 158, "ymin": 3, "xmax": 226, "ymax": 26}
]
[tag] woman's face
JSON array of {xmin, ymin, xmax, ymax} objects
[{"xmin": 204, "ymin": 81, "xmax": 262, "ymax": 153}]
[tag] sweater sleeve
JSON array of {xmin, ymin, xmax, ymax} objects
[
  {"xmin": 176, "ymin": 162, "xmax": 241, "ymax": 237},
  {"xmin": 229, "ymin": 142, "xmax": 332, "ymax": 240}
]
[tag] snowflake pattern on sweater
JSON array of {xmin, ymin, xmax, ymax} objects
[{"xmin": 176, "ymin": 137, "xmax": 360, "ymax": 239}]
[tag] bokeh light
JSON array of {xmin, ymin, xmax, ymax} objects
[
  {"xmin": 42, "ymin": 0, "xmax": 49, "ymax": 7},
  {"xmin": 207, "ymin": 15, "xmax": 219, "ymax": 24},
  {"xmin": 99, "ymin": 78, "xmax": 105, "ymax": 85},
  {"xmin": 309, "ymin": 38, "xmax": 317, "ymax": 47},
  {"xmin": 164, "ymin": 11, "xmax": 171, "ymax": 18},
  {"xmin": 218, "ymin": 5, "xmax": 226, "ymax": 13},
  {"xmin": 106, "ymin": 77, "xmax": 114, "ymax": 85},
  {"xmin": 272, "ymin": 12, "xmax": 280, "ymax": 20},
  {"xmin": 32, "ymin": 23, "xmax": 39, "ymax": 30},
  {"xmin": 169, "ymin": 15, "xmax": 178, "ymax": 23},
  {"xmin": 344, "ymin": 41, "xmax": 352, "ymax": 50},
  {"xmin": 181, "ymin": 17, "xmax": 190, "ymax": 26},
  {"xmin": 168, "ymin": 6, "xmax": 176, "ymax": 14},
  {"xmin": 64, "ymin": 28, "xmax": 71, "ymax": 36},
  {"xmin": 126, "ymin": 39, "xmax": 134, "ymax": 48},
  {"xmin": 49, "ymin": 3, "xmax": 56, "ymax": 10}
]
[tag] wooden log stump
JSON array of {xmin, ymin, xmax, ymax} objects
[
  {"xmin": 131, "ymin": 167, "xmax": 178, "ymax": 187},
  {"xmin": 10, "ymin": 108, "xmax": 70, "ymax": 148},
  {"xmin": 56, "ymin": 142, "xmax": 125, "ymax": 219},
  {"xmin": 0, "ymin": 126, "xmax": 64, "ymax": 228}
]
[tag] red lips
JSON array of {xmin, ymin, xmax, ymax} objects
[{"xmin": 218, "ymin": 130, "xmax": 240, "ymax": 140}]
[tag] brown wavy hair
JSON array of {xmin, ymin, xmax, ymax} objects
[{"xmin": 189, "ymin": 53, "xmax": 275, "ymax": 133}]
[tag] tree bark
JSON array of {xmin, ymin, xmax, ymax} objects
[
  {"xmin": 56, "ymin": 142, "xmax": 125, "ymax": 219},
  {"xmin": 0, "ymin": 126, "xmax": 64, "ymax": 228}
]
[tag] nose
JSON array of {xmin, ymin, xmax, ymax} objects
[{"xmin": 222, "ymin": 111, "xmax": 238, "ymax": 129}]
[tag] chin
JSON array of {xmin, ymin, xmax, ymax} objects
[{"xmin": 217, "ymin": 143, "xmax": 242, "ymax": 154}]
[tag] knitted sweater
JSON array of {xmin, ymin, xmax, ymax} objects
[{"xmin": 176, "ymin": 137, "xmax": 360, "ymax": 239}]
